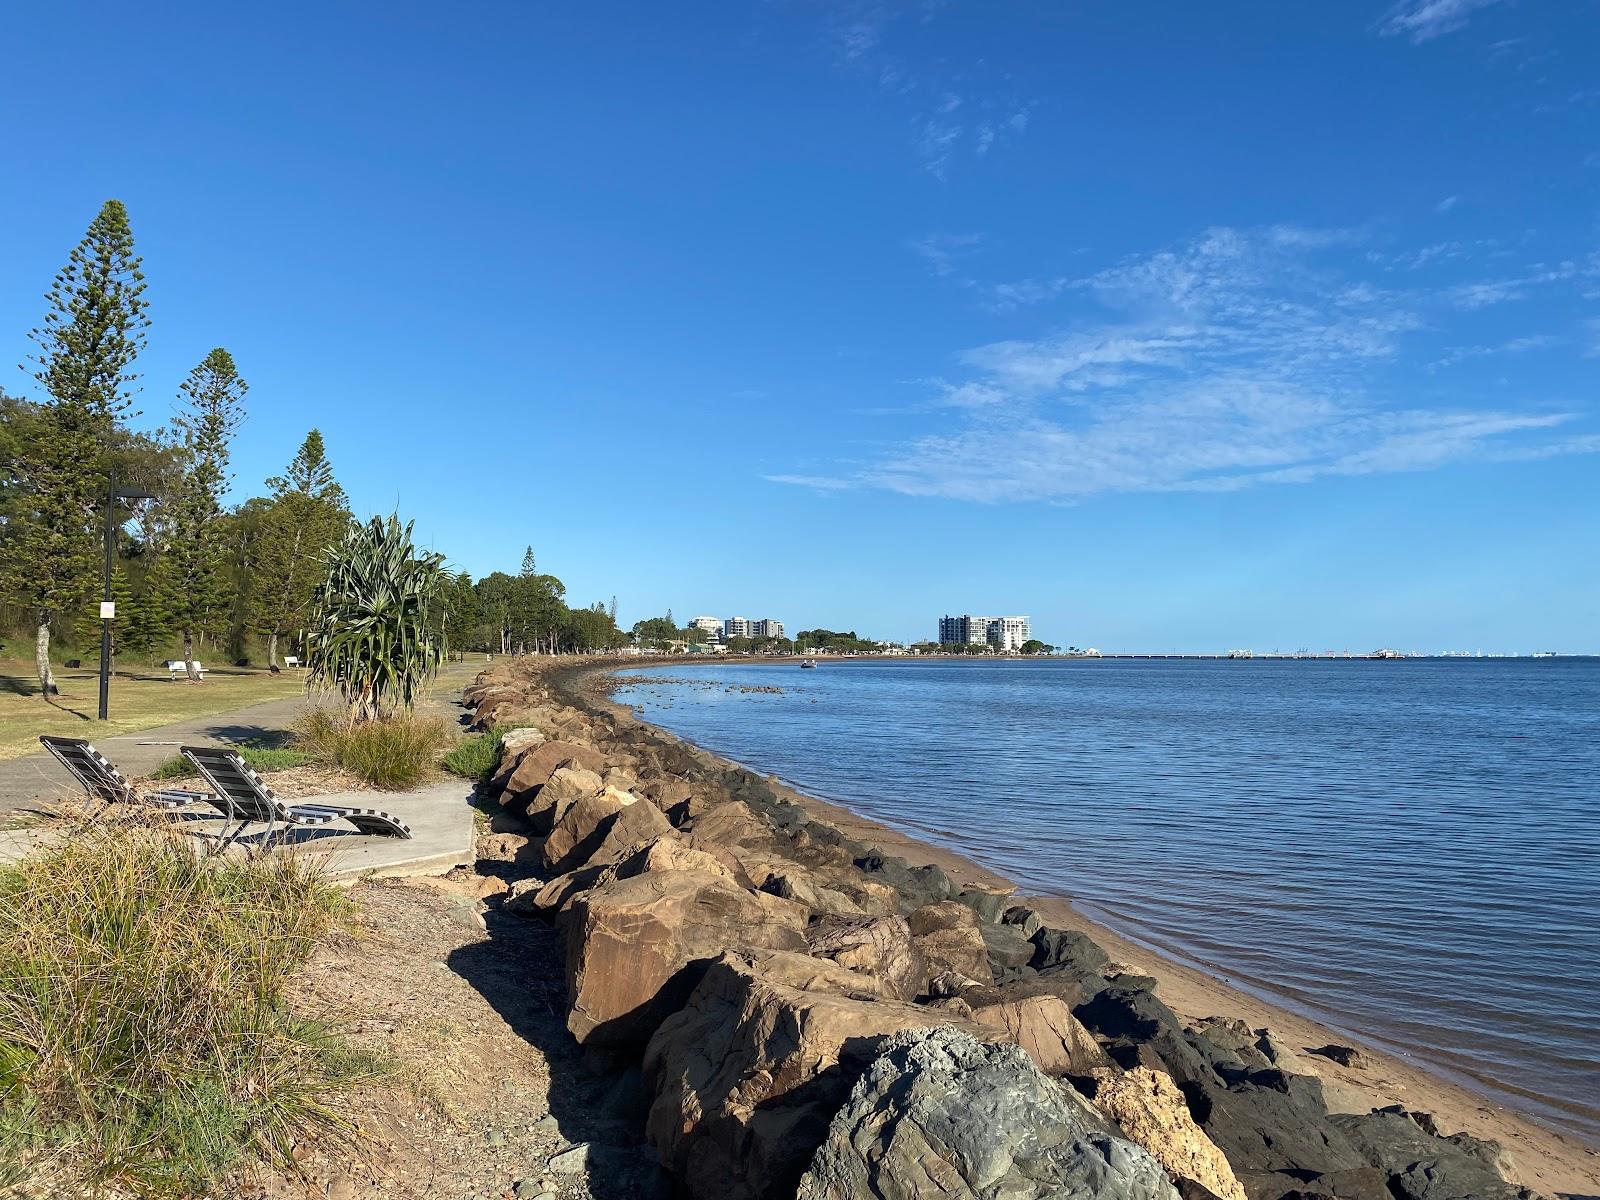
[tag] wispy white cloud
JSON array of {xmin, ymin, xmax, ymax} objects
[
  {"xmin": 1435, "ymin": 194, "xmax": 1460, "ymax": 213},
  {"xmin": 781, "ymin": 224, "xmax": 1598, "ymax": 503},
  {"xmin": 909, "ymin": 231, "xmax": 983, "ymax": 277},
  {"xmin": 762, "ymin": 473, "xmax": 855, "ymax": 492},
  {"xmin": 1428, "ymin": 333, "xmax": 1559, "ymax": 370},
  {"xmin": 1378, "ymin": 0, "xmax": 1506, "ymax": 43}
]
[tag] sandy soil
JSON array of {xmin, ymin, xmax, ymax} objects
[
  {"xmin": 232, "ymin": 866, "xmax": 666, "ymax": 1200},
  {"xmin": 579, "ymin": 662, "xmax": 1600, "ymax": 1200}
]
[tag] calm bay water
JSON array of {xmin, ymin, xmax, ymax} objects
[{"xmin": 612, "ymin": 657, "xmax": 1600, "ymax": 1143}]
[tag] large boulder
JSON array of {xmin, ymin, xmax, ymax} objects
[
  {"xmin": 684, "ymin": 800, "xmax": 779, "ymax": 849},
  {"xmin": 795, "ymin": 1027, "xmax": 1180, "ymax": 1200},
  {"xmin": 909, "ymin": 900, "xmax": 994, "ymax": 986},
  {"xmin": 644, "ymin": 952, "xmax": 991, "ymax": 1200},
  {"xmin": 499, "ymin": 740, "xmax": 607, "ymax": 810},
  {"xmin": 805, "ymin": 914, "xmax": 928, "ymax": 1000},
  {"xmin": 962, "ymin": 991, "xmax": 1113, "ymax": 1077},
  {"xmin": 1089, "ymin": 1067, "xmax": 1248, "ymax": 1200},
  {"xmin": 526, "ymin": 764, "xmax": 604, "ymax": 833},
  {"xmin": 564, "ymin": 871, "xmax": 807, "ymax": 1048},
  {"xmin": 542, "ymin": 788, "xmax": 630, "ymax": 873},
  {"xmin": 1329, "ymin": 1108, "xmax": 1532, "ymax": 1200}
]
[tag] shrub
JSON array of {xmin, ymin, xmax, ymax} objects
[
  {"xmin": 294, "ymin": 708, "xmax": 450, "ymax": 790},
  {"xmin": 146, "ymin": 745, "xmax": 313, "ymax": 781},
  {"xmin": 441, "ymin": 728, "xmax": 505, "ymax": 783},
  {"xmin": 0, "ymin": 820, "xmax": 364, "ymax": 1197}
]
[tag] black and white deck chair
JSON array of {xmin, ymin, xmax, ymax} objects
[
  {"xmin": 179, "ymin": 745, "xmax": 412, "ymax": 850},
  {"xmin": 39, "ymin": 735, "xmax": 211, "ymax": 812}
]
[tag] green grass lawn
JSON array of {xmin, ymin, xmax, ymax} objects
[{"xmin": 0, "ymin": 659, "xmax": 305, "ymax": 762}]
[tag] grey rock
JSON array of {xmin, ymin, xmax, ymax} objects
[
  {"xmin": 512, "ymin": 1182, "xmax": 553, "ymax": 1200},
  {"xmin": 532, "ymin": 1114, "xmax": 560, "ymax": 1135},
  {"xmin": 1330, "ymin": 1108, "xmax": 1528, "ymax": 1200},
  {"xmin": 548, "ymin": 1143, "xmax": 591, "ymax": 1174},
  {"xmin": 484, "ymin": 1128, "xmax": 507, "ymax": 1148},
  {"xmin": 795, "ymin": 1027, "xmax": 1178, "ymax": 1200}
]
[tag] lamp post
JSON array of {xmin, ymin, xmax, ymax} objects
[{"xmin": 99, "ymin": 472, "xmax": 155, "ymax": 721}]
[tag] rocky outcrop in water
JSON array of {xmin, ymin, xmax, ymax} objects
[{"xmin": 461, "ymin": 660, "xmax": 1549, "ymax": 1200}]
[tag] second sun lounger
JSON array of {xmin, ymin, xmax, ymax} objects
[{"xmin": 179, "ymin": 745, "xmax": 413, "ymax": 849}]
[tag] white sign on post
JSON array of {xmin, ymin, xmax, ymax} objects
[{"xmin": 100, "ymin": 602, "xmax": 116, "ymax": 619}]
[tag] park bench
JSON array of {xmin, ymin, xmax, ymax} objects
[
  {"xmin": 164, "ymin": 660, "xmax": 206, "ymax": 680},
  {"xmin": 39, "ymin": 736, "xmax": 211, "ymax": 811},
  {"xmin": 282, "ymin": 655, "xmax": 300, "ymax": 668},
  {"xmin": 181, "ymin": 745, "xmax": 412, "ymax": 850}
]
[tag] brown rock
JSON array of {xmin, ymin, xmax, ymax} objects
[
  {"xmin": 1090, "ymin": 1066, "xmax": 1247, "ymax": 1200},
  {"xmin": 565, "ymin": 871, "xmax": 808, "ymax": 1047},
  {"xmin": 805, "ymin": 914, "xmax": 927, "ymax": 1000},
  {"xmin": 581, "ymin": 792, "xmax": 676, "ymax": 869},
  {"xmin": 542, "ymin": 789, "xmax": 628, "ymax": 873},
  {"xmin": 684, "ymin": 800, "xmax": 777, "ymax": 849},
  {"xmin": 500, "ymin": 741, "xmax": 607, "ymax": 809},
  {"xmin": 908, "ymin": 901, "xmax": 994, "ymax": 985},
  {"xmin": 629, "ymin": 835, "xmax": 754, "ymax": 889},
  {"xmin": 526, "ymin": 765, "xmax": 604, "ymax": 834},
  {"xmin": 478, "ymin": 831, "xmax": 534, "ymax": 866},
  {"xmin": 643, "ymin": 951, "xmax": 994, "ymax": 1200},
  {"xmin": 963, "ymin": 992, "xmax": 1113, "ymax": 1076}
]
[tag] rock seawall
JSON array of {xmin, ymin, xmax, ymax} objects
[{"xmin": 465, "ymin": 659, "xmax": 1549, "ymax": 1200}]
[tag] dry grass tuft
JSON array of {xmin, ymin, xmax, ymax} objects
[
  {"xmin": 293, "ymin": 709, "xmax": 451, "ymax": 791},
  {"xmin": 0, "ymin": 818, "xmax": 370, "ymax": 1198}
]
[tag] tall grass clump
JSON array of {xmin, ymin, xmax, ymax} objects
[
  {"xmin": 441, "ymin": 727, "xmax": 505, "ymax": 784},
  {"xmin": 294, "ymin": 708, "xmax": 450, "ymax": 791},
  {"xmin": 0, "ymin": 820, "xmax": 358, "ymax": 1197}
]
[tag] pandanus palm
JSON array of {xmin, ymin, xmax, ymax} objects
[{"xmin": 305, "ymin": 515, "xmax": 447, "ymax": 723}]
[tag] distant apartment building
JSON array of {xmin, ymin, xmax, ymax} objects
[
  {"xmin": 688, "ymin": 615, "xmax": 724, "ymax": 640},
  {"xmin": 721, "ymin": 615, "xmax": 784, "ymax": 641},
  {"xmin": 938, "ymin": 613, "xmax": 1031, "ymax": 650}
]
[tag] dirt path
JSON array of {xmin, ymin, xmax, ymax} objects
[{"xmin": 239, "ymin": 872, "xmax": 668, "ymax": 1200}]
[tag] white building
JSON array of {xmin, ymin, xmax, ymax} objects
[
  {"xmin": 938, "ymin": 613, "xmax": 1031, "ymax": 650},
  {"xmin": 990, "ymin": 616, "xmax": 1031, "ymax": 652},
  {"xmin": 753, "ymin": 619, "xmax": 785, "ymax": 639},
  {"xmin": 688, "ymin": 615, "xmax": 723, "ymax": 640},
  {"xmin": 723, "ymin": 616, "xmax": 754, "ymax": 640}
]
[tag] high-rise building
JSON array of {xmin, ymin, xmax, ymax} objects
[
  {"xmin": 689, "ymin": 616, "xmax": 723, "ymax": 639},
  {"xmin": 723, "ymin": 616, "xmax": 754, "ymax": 640},
  {"xmin": 938, "ymin": 614, "xmax": 1031, "ymax": 650},
  {"xmin": 753, "ymin": 619, "xmax": 785, "ymax": 639},
  {"xmin": 990, "ymin": 616, "xmax": 1031, "ymax": 651}
]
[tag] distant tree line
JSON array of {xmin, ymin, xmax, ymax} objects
[{"xmin": 0, "ymin": 200, "xmax": 627, "ymax": 694}]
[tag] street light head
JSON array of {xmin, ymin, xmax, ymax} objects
[{"xmin": 112, "ymin": 486, "xmax": 156, "ymax": 512}]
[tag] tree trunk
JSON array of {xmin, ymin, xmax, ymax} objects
[
  {"xmin": 183, "ymin": 628, "xmax": 200, "ymax": 681},
  {"xmin": 267, "ymin": 630, "xmax": 278, "ymax": 669},
  {"xmin": 35, "ymin": 616, "xmax": 57, "ymax": 697}
]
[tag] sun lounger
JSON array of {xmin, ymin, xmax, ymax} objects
[
  {"xmin": 179, "ymin": 745, "xmax": 413, "ymax": 849},
  {"xmin": 38, "ymin": 735, "xmax": 212, "ymax": 811}
]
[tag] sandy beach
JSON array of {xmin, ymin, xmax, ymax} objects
[{"xmin": 572, "ymin": 658, "xmax": 1600, "ymax": 1200}]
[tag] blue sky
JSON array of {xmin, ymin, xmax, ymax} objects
[{"xmin": 2, "ymin": 1, "xmax": 1596, "ymax": 652}]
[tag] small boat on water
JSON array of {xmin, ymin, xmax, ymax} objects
[{"xmin": 800, "ymin": 659, "xmax": 818, "ymax": 668}]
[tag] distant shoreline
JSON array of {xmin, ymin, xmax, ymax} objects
[{"xmin": 556, "ymin": 653, "xmax": 1600, "ymax": 1197}]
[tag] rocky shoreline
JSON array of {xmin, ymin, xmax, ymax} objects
[{"xmin": 463, "ymin": 656, "xmax": 1595, "ymax": 1200}]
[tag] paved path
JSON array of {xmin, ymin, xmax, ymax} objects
[
  {"xmin": 0, "ymin": 778, "xmax": 478, "ymax": 881},
  {"xmin": 0, "ymin": 662, "xmax": 482, "ymax": 815}
]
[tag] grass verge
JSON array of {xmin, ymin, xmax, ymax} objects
[
  {"xmin": 294, "ymin": 709, "xmax": 451, "ymax": 791},
  {"xmin": 441, "ymin": 728, "xmax": 504, "ymax": 783},
  {"xmin": 0, "ymin": 819, "xmax": 369, "ymax": 1198}
]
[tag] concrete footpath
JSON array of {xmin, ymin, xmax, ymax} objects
[
  {"xmin": 0, "ymin": 777, "xmax": 477, "ymax": 882},
  {"xmin": 0, "ymin": 694, "xmax": 318, "ymax": 815},
  {"xmin": 0, "ymin": 662, "xmax": 487, "ymax": 881}
]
